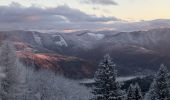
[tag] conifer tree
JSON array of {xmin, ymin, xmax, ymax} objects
[
  {"xmin": 126, "ymin": 83, "xmax": 142, "ymax": 100},
  {"xmin": 133, "ymin": 83, "xmax": 143, "ymax": 100},
  {"xmin": 91, "ymin": 54, "xmax": 124, "ymax": 100},
  {"xmin": 0, "ymin": 41, "xmax": 26, "ymax": 100},
  {"xmin": 126, "ymin": 84, "xmax": 134, "ymax": 100},
  {"xmin": 145, "ymin": 64, "xmax": 170, "ymax": 100},
  {"xmin": 144, "ymin": 80, "xmax": 157, "ymax": 100}
]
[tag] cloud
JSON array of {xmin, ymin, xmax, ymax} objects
[
  {"xmin": 51, "ymin": 5, "xmax": 119, "ymax": 22},
  {"xmin": 81, "ymin": 0, "xmax": 118, "ymax": 5},
  {"xmin": 109, "ymin": 19, "xmax": 170, "ymax": 32},
  {"xmin": 1, "ymin": 2, "xmax": 169, "ymax": 32},
  {"xmin": 0, "ymin": 2, "xmax": 120, "ymax": 31}
]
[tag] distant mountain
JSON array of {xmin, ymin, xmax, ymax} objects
[{"xmin": 0, "ymin": 28, "xmax": 170, "ymax": 78}]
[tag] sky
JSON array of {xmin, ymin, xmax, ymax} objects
[{"xmin": 0, "ymin": 0, "xmax": 170, "ymax": 32}]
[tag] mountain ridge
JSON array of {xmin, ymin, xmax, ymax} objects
[{"xmin": 0, "ymin": 28, "xmax": 170, "ymax": 78}]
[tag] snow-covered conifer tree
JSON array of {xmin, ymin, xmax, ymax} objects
[
  {"xmin": 126, "ymin": 83, "xmax": 142, "ymax": 100},
  {"xmin": 91, "ymin": 54, "xmax": 124, "ymax": 100},
  {"xmin": 0, "ymin": 41, "xmax": 26, "ymax": 100},
  {"xmin": 126, "ymin": 84, "xmax": 134, "ymax": 100},
  {"xmin": 133, "ymin": 83, "xmax": 143, "ymax": 100},
  {"xmin": 144, "ymin": 80, "xmax": 157, "ymax": 100},
  {"xmin": 144, "ymin": 64, "xmax": 170, "ymax": 100}
]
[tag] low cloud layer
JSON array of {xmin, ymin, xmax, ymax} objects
[
  {"xmin": 0, "ymin": 2, "xmax": 170, "ymax": 32},
  {"xmin": 0, "ymin": 2, "xmax": 119, "ymax": 31},
  {"xmin": 82, "ymin": 0, "xmax": 118, "ymax": 5}
]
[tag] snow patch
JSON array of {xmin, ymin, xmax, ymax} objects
[
  {"xmin": 33, "ymin": 32, "xmax": 43, "ymax": 46},
  {"xmin": 53, "ymin": 35, "xmax": 68, "ymax": 47},
  {"xmin": 87, "ymin": 33, "xmax": 105, "ymax": 40}
]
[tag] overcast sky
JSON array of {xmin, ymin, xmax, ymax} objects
[{"xmin": 0, "ymin": 0, "xmax": 170, "ymax": 32}]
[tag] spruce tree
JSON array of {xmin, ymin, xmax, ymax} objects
[
  {"xmin": 145, "ymin": 64, "xmax": 170, "ymax": 100},
  {"xmin": 133, "ymin": 83, "xmax": 143, "ymax": 100},
  {"xmin": 91, "ymin": 54, "xmax": 124, "ymax": 100},
  {"xmin": 144, "ymin": 80, "xmax": 157, "ymax": 100},
  {"xmin": 126, "ymin": 83, "xmax": 142, "ymax": 100},
  {"xmin": 126, "ymin": 84, "xmax": 134, "ymax": 100}
]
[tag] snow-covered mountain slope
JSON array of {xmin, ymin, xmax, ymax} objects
[
  {"xmin": 60, "ymin": 28, "xmax": 170, "ymax": 54},
  {"xmin": 60, "ymin": 30, "xmax": 119, "ymax": 50},
  {"xmin": 3, "ymin": 29, "xmax": 170, "ymax": 53},
  {"xmin": 1, "ymin": 28, "xmax": 170, "ymax": 78},
  {"xmin": 33, "ymin": 32, "xmax": 43, "ymax": 46},
  {"xmin": 86, "ymin": 32, "xmax": 105, "ymax": 40},
  {"xmin": 52, "ymin": 34, "xmax": 68, "ymax": 47},
  {"xmin": 57, "ymin": 28, "xmax": 170, "ymax": 76}
]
